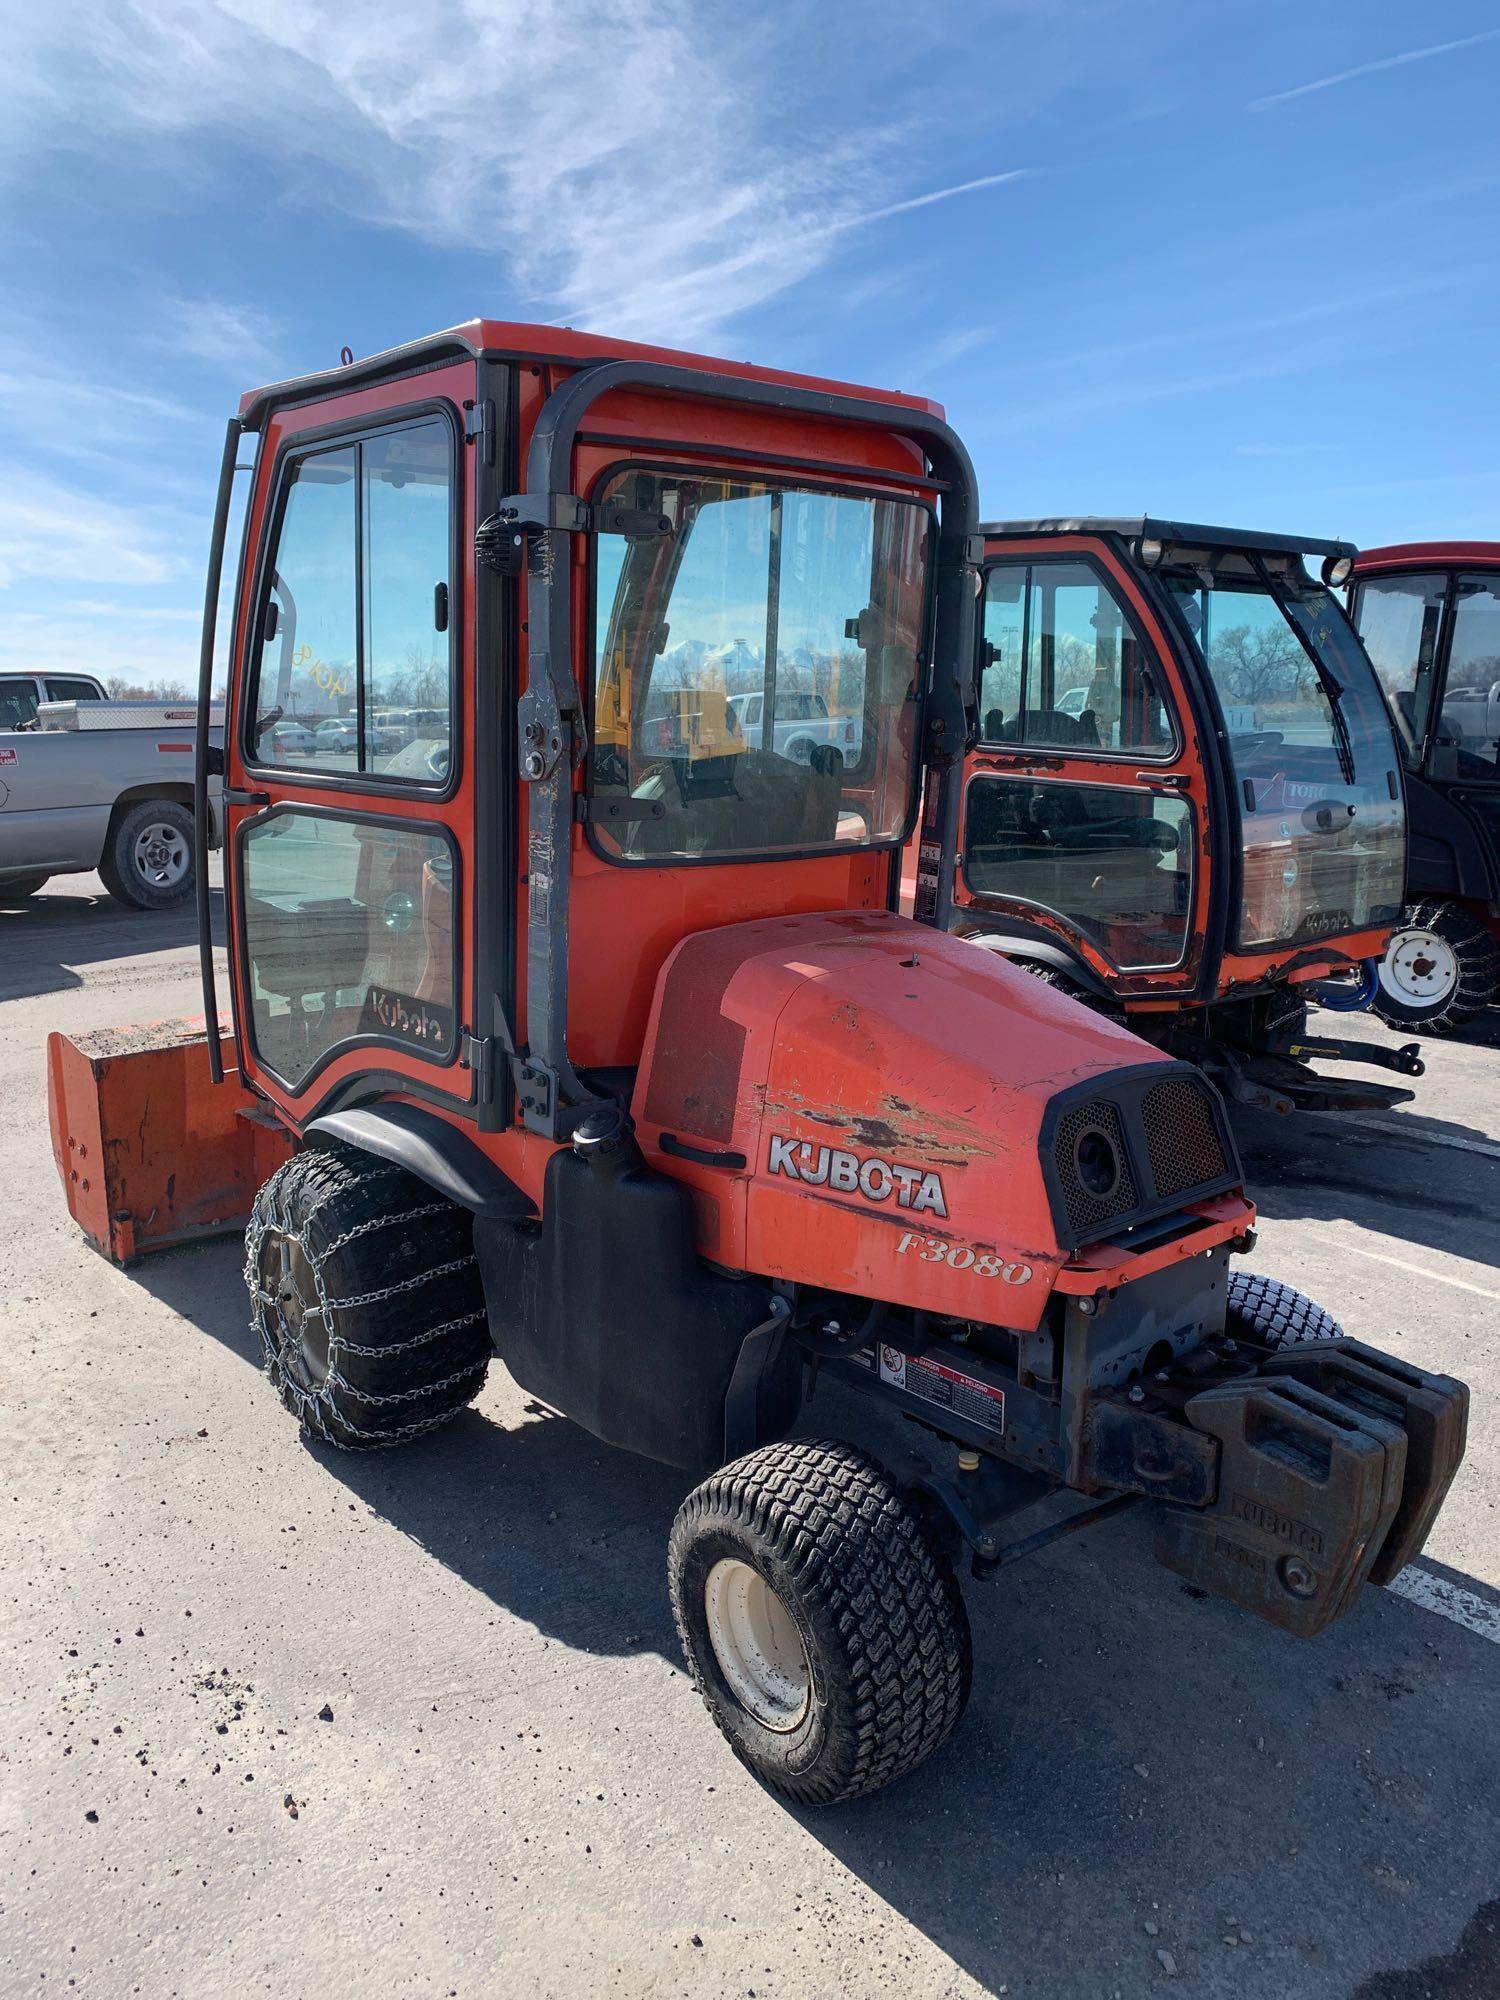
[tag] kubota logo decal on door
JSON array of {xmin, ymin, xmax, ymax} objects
[{"xmin": 766, "ymin": 1134, "xmax": 947, "ymax": 1217}]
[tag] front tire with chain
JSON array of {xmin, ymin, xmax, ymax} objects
[
  {"xmin": 1373, "ymin": 899, "xmax": 1500, "ymax": 1033},
  {"xmin": 245, "ymin": 1143, "xmax": 489, "ymax": 1449},
  {"xmin": 668, "ymin": 1439, "xmax": 972, "ymax": 1804}
]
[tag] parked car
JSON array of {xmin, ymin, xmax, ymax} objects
[
  {"xmin": 314, "ymin": 718, "xmax": 359, "ymax": 756},
  {"xmin": 0, "ymin": 673, "xmax": 107, "ymax": 731},
  {"xmin": 268, "ymin": 719, "xmax": 316, "ymax": 757},
  {"xmin": 0, "ymin": 699, "xmax": 222, "ymax": 908}
]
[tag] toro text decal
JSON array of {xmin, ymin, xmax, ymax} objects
[{"xmin": 767, "ymin": 1135, "xmax": 947, "ymax": 1217}]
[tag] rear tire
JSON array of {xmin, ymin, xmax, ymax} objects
[
  {"xmin": 1226, "ymin": 1271, "xmax": 1343, "ymax": 1349},
  {"xmin": 0, "ymin": 874, "xmax": 48, "ymax": 904},
  {"xmin": 1372, "ymin": 900, "xmax": 1500, "ymax": 1034},
  {"xmin": 668, "ymin": 1439, "xmax": 971, "ymax": 1804},
  {"xmin": 245, "ymin": 1144, "xmax": 489, "ymax": 1449},
  {"xmin": 100, "ymin": 798, "xmax": 196, "ymax": 910}
]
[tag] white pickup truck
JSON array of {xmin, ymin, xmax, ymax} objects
[{"xmin": 0, "ymin": 701, "xmax": 223, "ymax": 910}]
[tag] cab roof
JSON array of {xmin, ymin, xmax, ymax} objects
[
  {"xmin": 981, "ymin": 516, "xmax": 1356, "ymax": 562},
  {"xmin": 1355, "ymin": 541, "xmax": 1500, "ymax": 573},
  {"xmin": 237, "ymin": 318, "xmax": 946, "ymax": 429}
]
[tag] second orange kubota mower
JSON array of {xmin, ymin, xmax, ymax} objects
[{"xmin": 908, "ymin": 517, "xmax": 1425, "ymax": 1117}]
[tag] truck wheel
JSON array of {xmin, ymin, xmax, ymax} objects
[
  {"xmin": 1226, "ymin": 1271, "xmax": 1343, "ymax": 1348},
  {"xmin": 245, "ymin": 1144, "xmax": 489, "ymax": 1450},
  {"xmin": 99, "ymin": 799, "xmax": 195, "ymax": 910},
  {"xmin": 0, "ymin": 874, "xmax": 48, "ymax": 904},
  {"xmin": 1372, "ymin": 901, "xmax": 1500, "ymax": 1034},
  {"xmin": 668, "ymin": 1439, "xmax": 971, "ymax": 1804}
]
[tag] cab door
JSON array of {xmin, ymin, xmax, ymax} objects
[
  {"xmin": 224, "ymin": 369, "xmax": 482, "ymax": 1123},
  {"xmin": 956, "ymin": 539, "xmax": 1213, "ymax": 998}
]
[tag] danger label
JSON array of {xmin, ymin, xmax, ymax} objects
[
  {"xmin": 877, "ymin": 1345, "xmax": 1006, "ymax": 1434},
  {"xmin": 0, "ymin": 747, "xmax": 16, "ymax": 766}
]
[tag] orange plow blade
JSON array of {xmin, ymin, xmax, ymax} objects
[{"xmin": 47, "ymin": 1018, "xmax": 294, "ymax": 1266}]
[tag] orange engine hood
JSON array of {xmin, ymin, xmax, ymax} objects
[{"xmin": 631, "ymin": 910, "xmax": 1244, "ymax": 1330}]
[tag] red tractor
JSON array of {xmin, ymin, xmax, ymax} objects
[
  {"xmin": 914, "ymin": 518, "xmax": 1424, "ymax": 1115},
  {"xmin": 47, "ymin": 329, "xmax": 1466, "ymax": 1802},
  {"xmin": 1350, "ymin": 543, "xmax": 1500, "ymax": 1032}
]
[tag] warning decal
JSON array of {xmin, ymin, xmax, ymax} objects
[
  {"xmin": 0, "ymin": 747, "xmax": 16, "ymax": 767},
  {"xmin": 877, "ymin": 1345, "xmax": 1006, "ymax": 1435}
]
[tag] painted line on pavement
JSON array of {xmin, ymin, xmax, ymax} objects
[
  {"xmin": 1360, "ymin": 1119, "xmax": 1500, "ymax": 1164},
  {"xmin": 1387, "ymin": 1565, "xmax": 1500, "ymax": 1645},
  {"xmin": 1339, "ymin": 1239, "xmax": 1500, "ymax": 1303}
]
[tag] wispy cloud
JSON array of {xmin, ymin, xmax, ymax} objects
[
  {"xmin": 1248, "ymin": 29, "xmax": 1500, "ymax": 112},
  {"xmin": 0, "ymin": 608, "xmax": 200, "ymax": 682},
  {"xmin": 160, "ymin": 298, "xmax": 280, "ymax": 374},
  {"xmin": 0, "ymin": 4, "xmax": 1033, "ymax": 345},
  {"xmin": 849, "ymin": 169, "xmax": 1034, "ymax": 227},
  {"xmin": 0, "ymin": 473, "xmax": 182, "ymax": 589}
]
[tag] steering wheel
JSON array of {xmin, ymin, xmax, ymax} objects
[{"xmin": 427, "ymin": 742, "xmax": 451, "ymax": 780}]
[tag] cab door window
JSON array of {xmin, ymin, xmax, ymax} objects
[
  {"xmin": 980, "ymin": 560, "xmax": 1174, "ymax": 756},
  {"xmin": 240, "ymin": 810, "xmax": 457, "ymax": 1090},
  {"xmin": 979, "ymin": 566, "xmax": 1025, "ymax": 740},
  {"xmin": 1435, "ymin": 575, "xmax": 1500, "ymax": 780},
  {"xmin": 248, "ymin": 416, "xmax": 454, "ymax": 783},
  {"xmin": 1350, "ymin": 571, "xmax": 1445, "ymax": 764},
  {"xmin": 963, "ymin": 776, "xmax": 1194, "ymax": 969}
]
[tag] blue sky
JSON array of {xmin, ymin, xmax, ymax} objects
[{"xmin": 3, "ymin": 0, "xmax": 1499, "ymax": 687}]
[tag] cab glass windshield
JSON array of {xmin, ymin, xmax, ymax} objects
[
  {"xmin": 589, "ymin": 470, "xmax": 930, "ymax": 861},
  {"xmin": 1161, "ymin": 552, "xmax": 1404, "ymax": 950}
]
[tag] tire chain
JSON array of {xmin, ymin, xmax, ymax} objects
[{"xmin": 244, "ymin": 1160, "xmax": 486, "ymax": 1449}]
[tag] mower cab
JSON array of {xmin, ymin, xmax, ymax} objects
[
  {"xmin": 924, "ymin": 517, "xmax": 1425, "ymax": 1115},
  {"xmin": 1349, "ymin": 543, "xmax": 1500, "ymax": 1033},
  {"xmin": 47, "ymin": 335, "xmax": 1467, "ymax": 1804}
]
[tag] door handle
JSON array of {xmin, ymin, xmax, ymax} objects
[{"xmin": 222, "ymin": 787, "xmax": 271, "ymax": 807}]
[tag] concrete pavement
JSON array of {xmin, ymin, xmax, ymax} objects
[{"xmin": 2, "ymin": 872, "xmax": 1497, "ymax": 1999}]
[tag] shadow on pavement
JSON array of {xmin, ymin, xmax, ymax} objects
[
  {"xmin": 130, "ymin": 1230, "xmax": 1500, "ymax": 1998},
  {"xmin": 1232, "ymin": 1100, "xmax": 1500, "ymax": 1273},
  {"xmin": 0, "ymin": 883, "xmax": 225, "ymax": 1004}
]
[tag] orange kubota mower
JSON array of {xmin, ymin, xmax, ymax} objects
[
  {"xmin": 913, "ymin": 519, "xmax": 1426, "ymax": 1116},
  {"xmin": 48, "ymin": 329, "xmax": 1467, "ymax": 1803}
]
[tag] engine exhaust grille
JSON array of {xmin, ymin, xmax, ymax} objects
[
  {"xmin": 1052, "ymin": 1100, "xmax": 1139, "ymax": 1239},
  {"xmin": 1041, "ymin": 1064, "xmax": 1241, "ymax": 1250},
  {"xmin": 1141, "ymin": 1078, "xmax": 1230, "ymax": 1199}
]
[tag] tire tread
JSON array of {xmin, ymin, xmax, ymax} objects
[
  {"xmin": 1226, "ymin": 1270, "xmax": 1343, "ymax": 1348},
  {"xmin": 669, "ymin": 1439, "xmax": 971, "ymax": 1805}
]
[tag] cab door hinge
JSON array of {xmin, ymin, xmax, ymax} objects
[
  {"xmin": 462, "ymin": 398, "xmax": 496, "ymax": 465},
  {"xmin": 461, "ymin": 1029, "xmax": 498, "ymax": 1102}
]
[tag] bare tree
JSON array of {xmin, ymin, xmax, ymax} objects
[{"xmin": 1209, "ymin": 623, "xmax": 1308, "ymax": 706}]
